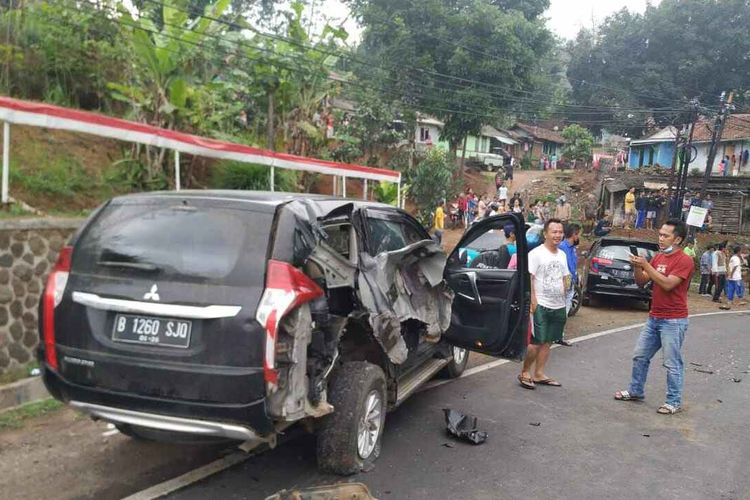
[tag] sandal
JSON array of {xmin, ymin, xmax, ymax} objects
[
  {"xmin": 657, "ymin": 403, "xmax": 682, "ymax": 415},
  {"xmin": 518, "ymin": 374, "xmax": 535, "ymax": 390},
  {"xmin": 614, "ymin": 390, "xmax": 643, "ymax": 401},
  {"xmin": 534, "ymin": 378, "xmax": 562, "ymax": 387}
]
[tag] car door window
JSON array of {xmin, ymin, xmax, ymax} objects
[{"xmin": 367, "ymin": 218, "xmax": 408, "ymax": 255}]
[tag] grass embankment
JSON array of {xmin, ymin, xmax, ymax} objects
[{"xmin": 0, "ymin": 399, "xmax": 63, "ymax": 431}]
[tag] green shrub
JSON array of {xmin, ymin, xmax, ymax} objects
[
  {"xmin": 408, "ymin": 148, "xmax": 461, "ymax": 226},
  {"xmin": 520, "ymin": 156, "xmax": 532, "ymax": 170},
  {"xmin": 10, "ymin": 157, "xmax": 96, "ymax": 197},
  {"xmin": 372, "ymin": 181, "xmax": 399, "ymax": 206},
  {"xmin": 211, "ymin": 161, "xmax": 298, "ymax": 192}
]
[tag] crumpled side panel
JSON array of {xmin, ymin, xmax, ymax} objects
[{"xmin": 357, "ymin": 240, "xmax": 454, "ymax": 364}]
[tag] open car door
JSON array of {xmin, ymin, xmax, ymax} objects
[{"xmin": 442, "ymin": 214, "xmax": 529, "ymax": 360}]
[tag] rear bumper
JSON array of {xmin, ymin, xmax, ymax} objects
[
  {"xmin": 586, "ymin": 281, "xmax": 651, "ymax": 300},
  {"xmin": 70, "ymin": 401, "xmax": 262, "ymax": 441},
  {"xmin": 42, "ymin": 364, "xmax": 274, "ymax": 437}
]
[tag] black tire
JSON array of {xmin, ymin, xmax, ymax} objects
[
  {"xmin": 581, "ymin": 292, "xmax": 591, "ymax": 307},
  {"xmin": 439, "ymin": 346, "xmax": 469, "ymax": 379},
  {"xmin": 317, "ymin": 362, "xmax": 387, "ymax": 475},
  {"xmin": 568, "ymin": 284, "xmax": 582, "ymax": 317}
]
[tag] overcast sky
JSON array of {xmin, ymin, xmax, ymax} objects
[
  {"xmin": 546, "ymin": 0, "xmax": 661, "ymax": 39},
  {"xmin": 321, "ymin": 0, "xmax": 662, "ymax": 42}
]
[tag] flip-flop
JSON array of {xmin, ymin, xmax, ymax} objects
[
  {"xmin": 518, "ymin": 374, "xmax": 535, "ymax": 390},
  {"xmin": 534, "ymin": 378, "xmax": 562, "ymax": 387},
  {"xmin": 614, "ymin": 390, "xmax": 643, "ymax": 401}
]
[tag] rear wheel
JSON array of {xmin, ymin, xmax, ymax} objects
[
  {"xmin": 439, "ymin": 346, "xmax": 469, "ymax": 378},
  {"xmin": 317, "ymin": 362, "xmax": 386, "ymax": 475}
]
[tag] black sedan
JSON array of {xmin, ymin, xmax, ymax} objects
[{"xmin": 581, "ymin": 237, "xmax": 659, "ymax": 308}]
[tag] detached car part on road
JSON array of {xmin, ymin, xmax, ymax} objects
[{"xmin": 38, "ymin": 191, "xmax": 529, "ymax": 475}]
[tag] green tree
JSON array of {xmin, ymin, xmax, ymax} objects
[
  {"xmin": 408, "ymin": 148, "xmax": 460, "ymax": 225},
  {"xmin": 348, "ymin": 0, "xmax": 554, "ymax": 159},
  {"xmin": 561, "ymin": 124, "xmax": 594, "ymax": 162},
  {"xmin": 566, "ymin": 0, "xmax": 750, "ymax": 134},
  {"xmin": 0, "ymin": 0, "xmax": 127, "ymax": 109}
]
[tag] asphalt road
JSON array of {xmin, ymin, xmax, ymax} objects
[{"xmin": 168, "ymin": 312, "xmax": 750, "ymax": 500}]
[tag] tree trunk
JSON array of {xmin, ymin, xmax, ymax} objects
[{"xmin": 459, "ymin": 135, "xmax": 468, "ymax": 179}]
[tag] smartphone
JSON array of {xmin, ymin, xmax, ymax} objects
[{"xmin": 629, "ymin": 245, "xmax": 639, "ymax": 257}]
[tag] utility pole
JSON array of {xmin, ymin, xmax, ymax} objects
[
  {"xmin": 700, "ymin": 92, "xmax": 734, "ymax": 198},
  {"xmin": 669, "ymin": 99, "xmax": 699, "ymax": 218},
  {"xmin": 267, "ymin": 90, "xmax": 275, "ymax": 151}
]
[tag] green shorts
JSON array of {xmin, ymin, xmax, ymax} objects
[{"xmin": 532, "ymin": 305, "xmax": 567, "ymax": 345}]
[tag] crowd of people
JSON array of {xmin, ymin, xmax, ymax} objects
[
  {"xmin": 621, "ymin": 187, "xmax": 717, "ymax": 232},
  {"xmin": 696, "ymin": 241, "xmax": 750, "ymax": 310}
]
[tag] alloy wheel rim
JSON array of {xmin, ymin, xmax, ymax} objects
[
  {"xmin": 357, "ymin": 390, "xmax": 383, "ymax": 459},
  {"xmin": 452, "ymin": 346, "xmax": 468, "ymax": 365}
]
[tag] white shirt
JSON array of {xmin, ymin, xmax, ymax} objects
[
  {"xmin": 729, "ymin": 255, "xmax": 743, "ymax": 281},
  {"xmin": 712, "ymin": 250, "xmax": 726, "ymax": 274},
  {"xmin": 498, "ymin": 186, "xmax": 508, "ymax": 200},
  {"xmin": 528, "ymin": 245, "xmax": 570, "ymax": 310}
]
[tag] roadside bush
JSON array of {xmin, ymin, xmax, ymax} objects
[
  {"xmin": 408, "ymin": 148, "xmax": 461, "ymax": 226},
  {"xmin": 211, "ymin": 161, "xmax": 298, "ymax": 192},
  {"xmin": 10, "ymin": 157, "xmax": 96, "ymax": 197},
  {"xmin": 372, "ymin": 181, "xmax": 399, "ymax": 206},
  {"xmin": 520, "ymin": 156, "xmax": 532, "ymax": 170}
]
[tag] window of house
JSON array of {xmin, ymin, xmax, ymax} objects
[{"xmin": 419, "ymin": 127, "xmax": 431, "ymax": 143}]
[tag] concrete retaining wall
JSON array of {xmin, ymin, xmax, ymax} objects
[{"xmin": 0, "ymin": 218, "xmax": 83, "ymax": 374}]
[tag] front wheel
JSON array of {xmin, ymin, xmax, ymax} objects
[
  {"xmin": 568, "ymin": 283, "xmax": 582, "ymax": 317},
  {"xmin": 439, "ymin": 346, "xmax": 469, "ymax": 378},
  {"xmin": 317, "ymin": 362, "xmax": 387, "ymax": 475}
]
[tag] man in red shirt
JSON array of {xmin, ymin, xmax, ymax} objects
[{"xmin": 614, "ymin": 219, "xmax": 693, "ymax": 414}]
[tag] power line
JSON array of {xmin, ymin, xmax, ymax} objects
[{"xmin": 134, "ymin": 0, "xmax": 697, "ymax": 112}]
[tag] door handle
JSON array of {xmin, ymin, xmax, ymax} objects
[{"xmin": 466, "ymin": 271, "xmax": 482, "ymax": 305}]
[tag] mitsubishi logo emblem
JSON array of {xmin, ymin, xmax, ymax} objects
[{"xmin": 143, "ymin": 284, "xmax": 160, "ymax": 301}]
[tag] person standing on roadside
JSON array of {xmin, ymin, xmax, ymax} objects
[
  {"xmin": 518, "ymin": 219, "xmax": 569, "ymax": 390},
  {"xmin": 699, "ymin": 245, "xmax": 714, "ymax": 296},
  {"xmin": 557, "ymin": 223, "xmax": 580, "ymax": 347},
  {"xmin": 457, "ymin": 191, "xmax": 468, "ymax": 229},
  {"xmin": 504, "ymin": 159, "xmax": 514, "ymax": 190},
  {"xmin": 614, "ymin": 219, "xmax": 693, "ymax": 414},
  {"xmin": 635, "ymin": 191, "xmax": 647, "ymax": 229},
  {"xmin": 712, "ymin": 242, "xmax": 728, "ymax": 303},
  {"xmin": 624, "ymin": 187, "xmax": 636, "ymax": 228},
  {"xmin": 720, "ymin": 246, "xmax": 747, "ymax": 310},
  {"xmin": 497, "ymin": 182, "xmax": 508, "ymax": 205},
  {"xmin": 555, "ymin": 198, "xmax": 571, "ymax": 222}
]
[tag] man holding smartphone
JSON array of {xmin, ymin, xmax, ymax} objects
[{"xmin": 614, "ymin": 219, "xmax": 693, "ymax": 415}]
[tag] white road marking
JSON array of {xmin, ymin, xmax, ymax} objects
[
  {"xmin": 122, "ymin": 451, "xmax": 254, "ymax": 500},
  {"xmin": 124, "ymin": 309, "xmax": 747, "ymax": 499}
]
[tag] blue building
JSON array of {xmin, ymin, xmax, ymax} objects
[{"xmin": 628, "ymin": 126, "xmax": 677, "ymax": 169}]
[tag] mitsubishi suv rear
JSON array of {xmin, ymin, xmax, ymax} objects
[{"xmin": 39, "ymin": 191, "xmax": 529, "ymax": 474}]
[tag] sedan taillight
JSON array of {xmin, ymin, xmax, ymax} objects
[
  {"xmin": 590, "ymin": 256, "xmax": 613, "ymax": 274},
  {"xmin": 42, "ymin": 246, "xmax": 72, "ymax": 371},
  {"xmin": 256, "ymin": 260, "xmax": 324, "ymax": 393}
]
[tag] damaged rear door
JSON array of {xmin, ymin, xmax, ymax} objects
[{"xmin": 443, "ymin": 214, "xmax": 529, "ymax": 360}]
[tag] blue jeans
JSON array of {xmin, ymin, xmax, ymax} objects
[{"xmin": 628, "ymin": 317, "xmax": 689, "ymax": 407}]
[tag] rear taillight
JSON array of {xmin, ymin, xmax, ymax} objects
[
  {"xmin": 256, "ymin": 260, "xmax": 324, "ymax": 393},
  {"xmin": 590, "ymin": 256, "xmax": 612, "ymax": 274},
  {"xmin": 42, "ymin": 246, "xmax": 72, "ymax": 371}
]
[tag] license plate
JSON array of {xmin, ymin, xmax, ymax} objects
[
  {"xmin": 610, "ymin": 270, "xmax": 633, "ymax": 279},
  {"xmin": 112, "ymin": 314, "xmax": 192, "ymax": 348}
]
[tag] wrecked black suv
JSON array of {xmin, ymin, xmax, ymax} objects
[{"xmin": 39, "ymin": 191, "xmax": 529, "ymax": 474}]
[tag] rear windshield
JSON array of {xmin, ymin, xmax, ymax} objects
[
  {"xmin": 597, "ymin": 243, "xmax": 657, "ymax": 261},
  {"xmin": 74, "ymin": 199, "xmax": 273, "ymax": 285}
]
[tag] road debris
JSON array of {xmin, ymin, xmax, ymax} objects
[
  {"xmin": 265, "ymin": 483, "xmax": 376, "ymax": 500},
  {"xmin": 732, "ymin": 378, "xmax": 742, "ymax": 383},
  {"xmin": 529, "ymin": 422, "xmax": 541, "ymax": 427},
  {"xmin": 694, "ymin": 368, "xmax": 714, "ymax": 374},
  {"xmin": 689, "ymin": 362, "xmax": 703, "ymax": 367},
  {"xmin": 443, "ymin": 409, "xmax": 488, "ymax": 445},
  {"xmin": 442, "ymin": 442, "xmax": 455, "ymax": 448},
  {"xmin": 642, "ymin": 434, "xmax": 650, "ymax": 437}
]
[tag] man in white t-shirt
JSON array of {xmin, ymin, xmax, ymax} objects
[
  {"xmin": 721, "ymin": 245, "xmax": 747, "ymax": 309},
  {"xmin": 497, "ymin": 183, "xmax": 508, "ymax": 203},
  {"xmin": 518, "ymin": 218, "xmax": 570, "ymax": 390}
]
